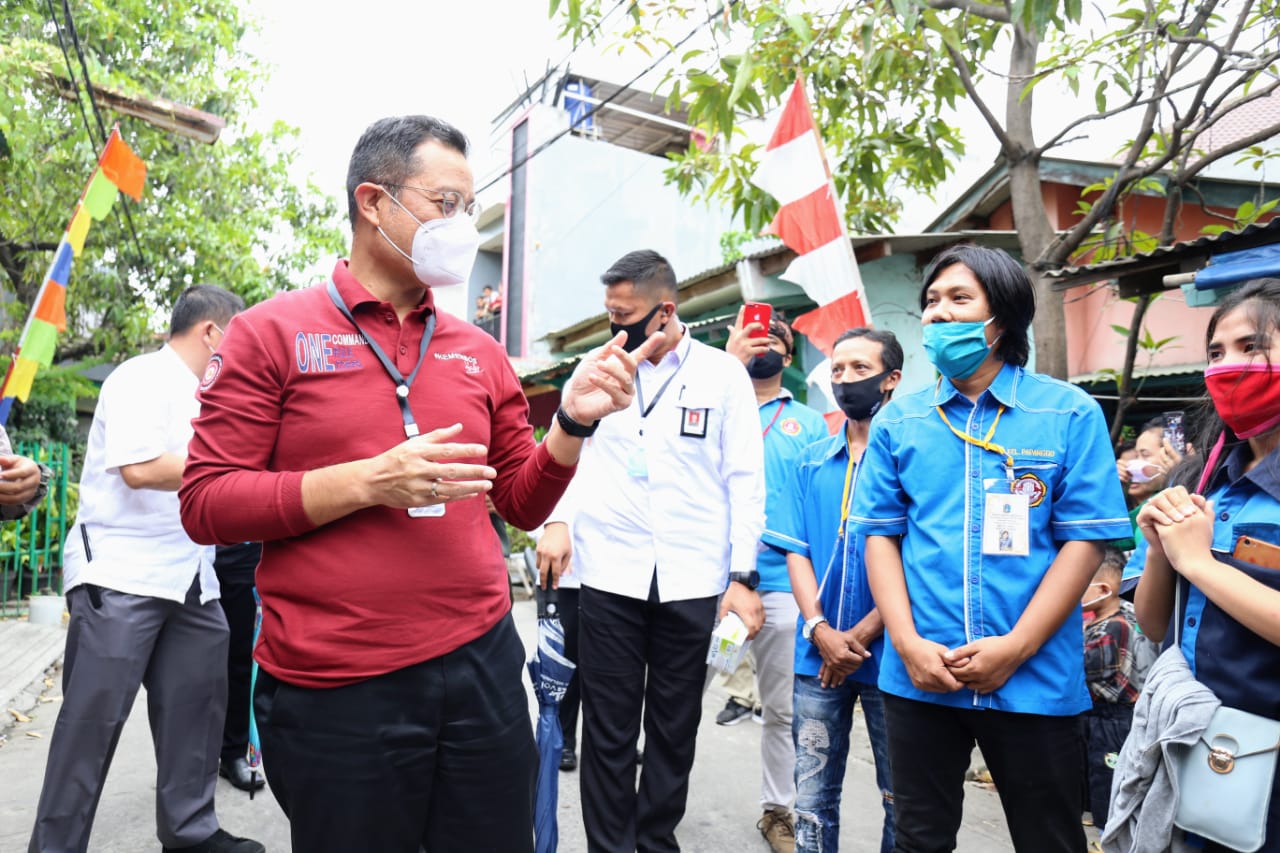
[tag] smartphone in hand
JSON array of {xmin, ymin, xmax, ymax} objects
[
  {"xmin": 1163, "ymin": 410, "xmax": 1186, "ymax": 454},
  {"xmin": 743, "ymin": 302, "xmax": 773, "ymax": 340}
]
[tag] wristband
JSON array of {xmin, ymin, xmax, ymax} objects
[{"xmin": 556, "ymin": 405, "xmax": 599, "ymax": 438}]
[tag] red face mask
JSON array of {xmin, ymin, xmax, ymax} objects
[{"xmin": 1205, "ymin": 362, "xmax": 1280, "ymax": 438}]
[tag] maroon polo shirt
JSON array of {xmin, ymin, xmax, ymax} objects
[{"xmin": 180, "ymin": 261, "xmax": 574, "ymax": 687}]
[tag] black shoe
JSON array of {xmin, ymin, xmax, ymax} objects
[
  {"xmin": 162, "ymin": 828, "xmax": 266, "ymax": 853},
  {"xmin": 219, "ymin": 757, "xmax": 265, "ymax": 792},
  {"xmin": 716, "ymin": 699, "xmax": 753, "ymax": 726},
  {"xmin": 559, "ymin": 748, "xmax": 578, "ymax": 772}
]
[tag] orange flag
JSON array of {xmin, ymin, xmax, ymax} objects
[
  {"xmin": 100, "ymin": 128, "xmax": 147, "ymax": 201},
  {"xmin": 34, "ymin": 282, "xmax": 67, "ymax": 333}
]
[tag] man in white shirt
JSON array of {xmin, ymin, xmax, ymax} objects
[
  {"xmin": 539, "ymin": 249, "xmax": 766, "ymax": 852},
  {"xmin": 29, "ymin": 285, "xmax": 263, "ymax": 853}
]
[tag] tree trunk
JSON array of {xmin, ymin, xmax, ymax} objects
[{"xmin": 1004, "ymin": 22, "xmax": 1069, "ymax": 379}]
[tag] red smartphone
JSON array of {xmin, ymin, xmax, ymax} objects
[{"xmin": 744, "ymin": 302, "xmax": 773, "ymax": 339}]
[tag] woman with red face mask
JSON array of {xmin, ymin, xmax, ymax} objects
[{"xmin": 1120, "ymin": 277, "xmax": 1280, "ymax": 852}]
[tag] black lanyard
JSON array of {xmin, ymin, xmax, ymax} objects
[
  {"xmin": 636, "ymin": 342, "xmax": 692, "ymax": 418},
  {"xmin": 326, "ymin": 280, "xmax": 436, "ymax": 438}
]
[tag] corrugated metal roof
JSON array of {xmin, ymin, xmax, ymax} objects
[
  {"xmin": 1045, "ymin": 218, "xmax": 1280, "ymax": 286},
  {"xmin": 1070, "ymin": 362, "xmax": 1207, "ymax": 384}
]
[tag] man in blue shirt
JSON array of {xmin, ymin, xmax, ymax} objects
[
  {"xmin": 723, "ymin": 311, "xmax": 828, "ymax": 852},
  {"xmin": 850, "ymin": 245, "xmax": 1130, "ymax": 853},
  {"xmin": 763, "ymin": 328, "xmax": 903, "ymax": 853}
]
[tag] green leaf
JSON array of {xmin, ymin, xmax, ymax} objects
[
  {"xmin": 785, "ymin": 14, "xmax": 812, "ymax": 45},
  {"xmin": 1110, "ymin": 324, "xmax": 1133, "ymax": 337},
  {"xmin": 728, "ymin": 52, "xmax": 755, "ymax": 108}
]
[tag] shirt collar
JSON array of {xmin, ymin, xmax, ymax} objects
[
  {"xmin": 159, "ymin": 343, "xmax": 194, "ymax": 378},
  {"xmin": 331, "ymin": 259, "xmax": 436, "ymax": 319},
  {"xmin": 650, "ymin": 326, "xmax": 691, "ymax": 369},
  {"xmin": 1212, "ymin": 441, "xmax": 1280, "ymax": 504},
  {"xmin": 930, "ymin": 362, "xmax": 1020, "ymax": 408},
  {"xmin": 758, "ymin": 387, "xmax": 795, "ymax": 410},
  {"xmin": 820, "ymin": 424, "xmax": 852, "ymax": 463}
]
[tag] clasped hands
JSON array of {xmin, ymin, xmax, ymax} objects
[
  {"xmin": 898, "ymin": 632, "xmax": 1032, "ymax": 696},
  {"xmin": 1136, "ymin": 484, "xmax": 1216, "ymax": 578}
]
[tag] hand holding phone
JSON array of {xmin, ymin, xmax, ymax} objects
[
  {"xmin": 1163, "ymin": 411, "xmax": 1186, "ymax": 455},
  {"xmin": 743, "ymin": 302, "xmax": 773, "ymax": 340}
]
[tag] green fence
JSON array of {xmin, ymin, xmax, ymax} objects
[{"xmin": 0, "ymin": 441, "xmax": 72, "ymax": 619}]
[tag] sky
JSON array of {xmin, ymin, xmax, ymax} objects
[
  {"xmin": 237, "ymin": 0, "xmax": 1267, "ymax": 244},
  {"xmin": 236, "ymin": 0, "xmax": 1120, "ymax": 242},
  {"xmin": 240, "ymin": 1, "xmax": 644, "ymax": 213}
]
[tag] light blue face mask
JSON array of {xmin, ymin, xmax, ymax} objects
[{"xmin": 922, "ymin": 317, "xmax": 996, "ymax": 380}]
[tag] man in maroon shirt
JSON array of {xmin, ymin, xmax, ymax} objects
[{"xmin": 180, "ymin": 115, "xmax": 654, "ymax": 853}]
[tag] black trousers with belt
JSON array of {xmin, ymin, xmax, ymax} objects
[
  {"xmin": 578, "ymin": 577, "xmax": 718, "ymax": 853},
  {"xmin": 254, "ymin": 612, "xmax": 537, "ymax": 853}
]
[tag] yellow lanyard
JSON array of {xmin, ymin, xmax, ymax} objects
[
  {"xmin": 935, "ymin": 404, "xmax": 1014, "ymax": 471},
  {"xmin": 837, "ymin": 449, "xmax": 857, "ymax": 537}
]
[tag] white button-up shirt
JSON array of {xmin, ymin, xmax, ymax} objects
[
  {"xmin": 62, "ymin": 345, "xmax": 217, "ymax": 603},
  {"xmin": 551, "ymin": 332, "xmax": 765, "ymax": 602}
]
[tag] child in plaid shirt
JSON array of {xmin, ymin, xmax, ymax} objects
[{"xmin": 1080, "ymin": 547, "xmax": 1158, "ymax": 831}]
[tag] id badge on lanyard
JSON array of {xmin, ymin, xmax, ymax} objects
[
  {"xmin": 326, "ymin": 281, "xmax": 443, "ymax": 518},
  {"xmin": 935, "ymin": 401, "xmax": 1028, "ymax": 555}
]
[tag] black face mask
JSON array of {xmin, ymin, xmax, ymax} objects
[
  {"xmin": 746, "ymin": 349, "xmax": 785, "ymax": 379},
  {"xmin": 610, "ymin": 303, "xmax": 666, "ymax": 353},
  {"xmin": 832, "ymin": 371, "xmax": 890, "ymax": 421}
]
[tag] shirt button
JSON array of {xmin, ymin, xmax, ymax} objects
[
  {"xmin": 971, "ymin": 525, "xmax": 979, "ymax": 533},
  {"xmin": 1219, "ymin": 511, "xmax": 1229, "ymax": 521},
  {"xmin": 399, "ymin": 344, "xmax": 408, "ymax": 354},
  {"xmin": 384, "ymin": 313, "xmax": 394, "ymax": 323},
  {"xmin": 1187, "ymin": 617, "xmax": 1197, "ymax": 627}
]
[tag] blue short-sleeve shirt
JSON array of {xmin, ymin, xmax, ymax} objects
[
  {"xmin": 757, "ymin": 394, "xmax": 829, "ymax": 592},
  {"xmin": 849, "ymin": 363, "xmax": 1131, "ymax": 715},
  {"xmin": 1174, "ymin": 443, "xmax": 1280, "ymax": 719},
  {"xmin": 762, "ymin": 428, "xmax": 882, "ymax": 684}
]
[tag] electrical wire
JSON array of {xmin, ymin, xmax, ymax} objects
[
  {"xmin": 46, "ymin": 0, "xmax": 146, "ymax": 277},
  {"xmin": 491, "ymin": 0, "xmax": 633, "ymax": 128},
  {"xmin": 477, "ymin": 1, "xmax": 739, "ymax": 195}
]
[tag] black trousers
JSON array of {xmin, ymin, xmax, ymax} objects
[
  {"xmin": 215, "ymin": 574, "xmax": 256, "ymax": 764},
  {"xmin": 558, "ymin": 586, "xmax": 581, "ymax": 752},
  {"xmin": 1082, "ymin": 701, "xmax": 1133, "ymax": 832},
  {"xmin": 578, "ymin": 580, "xmax": 718, "ymax": 853},
  {"xmin": 253, "ymin": 613, "xmax": 537, "ymax": 853},
  {"xmin": 883, "ymin": 694, "xmax": 1087, "ymax": 853}
]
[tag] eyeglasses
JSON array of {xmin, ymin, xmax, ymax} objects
[{"xmin": 384, "ymin": 184, "xmax": 481, "ymax": 221}]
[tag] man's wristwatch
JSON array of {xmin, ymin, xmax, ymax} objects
[
  {"xmin": 555, "ymin": 405, "xmax": 600, "ymax": 438},
  {"xmin": 728, "ymin": 570, "xmax": 760, "ymax": 590},
  {"xmin": 802, "ymin": 614, "xmax": 828, "ymax": 645}
]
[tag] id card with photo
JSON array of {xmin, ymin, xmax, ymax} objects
[{"xmin": 982, "ymin": 493, "xmax": 1029, "ymax": 556}]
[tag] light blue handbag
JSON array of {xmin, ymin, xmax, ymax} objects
[
  {"xmin": 1173, "ymin": 705, "xmax": 1280, "ymax": 851},
  {"xmin": 1171, "ymin": 580, "xmax": 1280, "ymax": 852}
]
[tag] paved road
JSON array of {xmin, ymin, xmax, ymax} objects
[{"xmin": 0, "ymin": 596, "xmax": 1026, "ymax": 852}]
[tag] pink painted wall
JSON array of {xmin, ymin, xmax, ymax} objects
[{"xmin": 994, "ymin": 183, "xmax": 1255, "ymax": 376}]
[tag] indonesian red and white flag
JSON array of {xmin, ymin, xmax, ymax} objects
[{"xmin": 750, "ymin": 79, "xmax": 871, "ymax": 353}]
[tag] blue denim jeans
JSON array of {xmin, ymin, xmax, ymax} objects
[{"xmin": 793, "ymin": 675, "xmax": 894, "ymax": 853}]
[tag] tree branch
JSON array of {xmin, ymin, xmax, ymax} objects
[
  {"xmin": 925, "ymin": 0, "xmax": 1010, "ymax": 23},
  {"xmin": 1041, "ymin": 0, "xmax": 1222, "ymax": 264},
  {"xmin": 1180, "ymin": 118, "xmax": 1280, "ymax": 183},
  {"xmin": 943, "ymin": 41, "xmax": 1019, "ymax": 155},
  {"xmin": 0, "ymin": 240, "xmax": 62, "ymax": 254}
]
